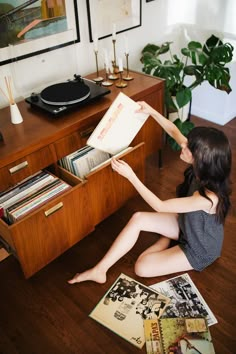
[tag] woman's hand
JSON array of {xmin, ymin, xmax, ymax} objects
[
  {"xmin": 111, "ymin": 158, "xmax": 135, "ymax": 181},
  {"xmin": 136, "ymin": 100, "xmax": 187, "ymax": 147},
  {"xmin": 136, "ymin": 101, "xmax": 156, "ymax": 116}
]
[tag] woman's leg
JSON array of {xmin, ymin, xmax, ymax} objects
[
  {"xmin": 68, "ymin": 211, "xmax": 179, "ymax": 284},
  {"xmin": 135, "ymin": 245, "xmax": 193, "ymax": 278}
]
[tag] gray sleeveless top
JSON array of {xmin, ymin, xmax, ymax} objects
[{"xmin": 178, "ymin": 179, "xmax": 224, "ymax": 271}]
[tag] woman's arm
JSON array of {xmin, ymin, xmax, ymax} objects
[
  {"xmin": 136, "ymin": 101, "xmax": 187, "ymax": 147},
  {"xmin": 111, "ymin": 159, "xmax": 213, "ymax": 213}
]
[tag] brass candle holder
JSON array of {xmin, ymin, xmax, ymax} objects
[
  {"xmin": 93, "ymin": 50, "xmax": 103, "ymax": 83},
  {"xmin": 115, "ymin": 71, "xmax": 127, "ymax": 88},
  {"xmin": 102, "ymin": 67, "xmax": 113, "ymax": 87},
  {"xmin": 108, "ymin": 39, "xmax": 119, "ymax": 80},
  {"xmin": 123, "ymin": 53, "xmax": 133, "ymax": 81}
]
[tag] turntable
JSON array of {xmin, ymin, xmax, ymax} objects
[{"xmin": 25, "ymin": 74, "xmax": 111, "ymax": 116}]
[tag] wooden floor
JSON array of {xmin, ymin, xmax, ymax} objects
[{"xmin": 0, "ymin": 116, "xmax": 235, "ymax": 354}]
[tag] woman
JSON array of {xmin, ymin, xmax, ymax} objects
[{"xmin": 68, "ymin": 101, "xmax": 232, "ymax": 284}]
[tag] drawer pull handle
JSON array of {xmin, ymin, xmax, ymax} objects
[
  {"xmin": 44, "ymin": 202, "xmax": 63, "ymax": 217},
  {"xmin": 9, "ymin": 161, "xmax": 28, "ymax": 174},
  {"xmin": 80, "ymin": 126, "xmax": 94, "ymax": 138}
]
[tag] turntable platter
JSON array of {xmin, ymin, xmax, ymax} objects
[
  {"xmin": 40, "ymin": 81, "xmax": 91, "ymax": 106},
  {"xmin": 25, "ymin": 75, "xmax": 111, "ymax": 116}
]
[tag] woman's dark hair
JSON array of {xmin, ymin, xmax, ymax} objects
[{"xmin": 176, "ymin": 126, "xmax": 232, "ymax": 223}]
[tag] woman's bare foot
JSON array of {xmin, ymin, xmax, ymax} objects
[{"xmin": 67, "ymin": 267, "xmax": 107, "ymax": 284}]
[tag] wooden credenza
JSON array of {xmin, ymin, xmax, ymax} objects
[{"xmin": 0, "ymin": 70, "xmax": 164, "ymax": 278}]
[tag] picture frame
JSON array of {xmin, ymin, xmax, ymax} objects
[
  {"xmin": 86, "ymin": 0, "xmax": 142, "ymax": 42},
  {"xmin": 0, "ymin": 0, "xmax": 80, "ymax": 66}
]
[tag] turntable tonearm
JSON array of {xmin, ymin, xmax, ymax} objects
[{"xmin": 25, "ymin": 74, "xmax": 111, "ymax": 116}]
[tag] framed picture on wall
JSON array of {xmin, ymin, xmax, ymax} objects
[
  {"xmin": 86, "ymin": 0, "xmax": 142, "ymax": 42},
  {"xmin": 0, "ymin": 0, "xmax": 80, "ymax": 66}
]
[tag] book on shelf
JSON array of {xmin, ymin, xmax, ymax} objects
[
  {"xmin": 87, "ymin": 92, "xmax": 149, "ymax": 155},
  {"xmin": 144, "ymin": 317, "xmax": 215, "ymax": 354},
  {"xmin": 89, "ymin": 273, "xmax": 171, "ymax": 349},
  {"xmin": 151, "ymin": 273, "xmax": 217, "ymax": 327}
]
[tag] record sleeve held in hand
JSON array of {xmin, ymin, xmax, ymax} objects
[{"xmin": 87, "ymin": 92, "xmax": 149, "ymax": 155}]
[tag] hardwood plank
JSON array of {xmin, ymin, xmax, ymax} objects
[{"xmin": 0, "ymin": 115, "xmax": 235, "ymax": 354}]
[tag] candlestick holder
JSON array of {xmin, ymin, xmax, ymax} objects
[
  {"xmin": 93, "ymin": 50, "xmax": 103, "ymax": 83},
  {"xmin": 108, "ymin": 39, "xmax": 119, "ymax": 80},
  {"xmin": 123, "ymin": 53, "xmax": 133, "ymax": 81},
  {"xmin": 115, "ymin": 71, "xmax": 127, "ymax": 88},
  {"xmin": 102, "ymin": 69, "xmax": 113, "ymax": 87},
  {"xmin": 112, "ymin": 39, "xmax": 119, "ymax": 72},
  {"xmin": 108, "ymin": 60, "xmax": 119, "ymax": 80}
]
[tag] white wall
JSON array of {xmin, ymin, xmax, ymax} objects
[{"xmin": 0, "ymin": 0, "xmax": 235, "ymax": 124}]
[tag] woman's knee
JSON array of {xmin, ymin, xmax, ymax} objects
[
  {"xmin": 134, "ymin": 252, "xmax": 165, "ymax": 277},
  {"xmin": 129, "ymin": 211, "xmax": 144, "ymax": 228},
  {"xmin": 134, "ymin": 255, "xmax": 149, "ymax": 278}
]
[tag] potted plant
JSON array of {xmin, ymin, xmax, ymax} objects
[{"xmin": 140, "ymin": 34, "xmax": 234, "ymax": 150}]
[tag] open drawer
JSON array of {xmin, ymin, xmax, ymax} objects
[
  {"xmin": 0, "ymin": 170, "xmax": 94, "ymax": 278},
  {"xmin": 86, "ymin": 142, "xmax": 145, "ymax": 225}
]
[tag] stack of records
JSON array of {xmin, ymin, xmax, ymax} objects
[
  {"xmin": 0, "ymin": 171, "xmax": 71, "ymax": 224},
  {"xmin": 59, "ymin": 146, "xmax": 110, "ymax": 179}
]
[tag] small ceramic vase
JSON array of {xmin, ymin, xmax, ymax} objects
[{"xmin": 10, "ymin": 103, "xmax": 23, "ymax": 124}]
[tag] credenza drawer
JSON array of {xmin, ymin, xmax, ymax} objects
[
  {"xmin": 0, "ymin": 170, "xmax": 94, "ymax": 278},
  {"xmin": 56, "ymin": 142, "xmax": 145, "ymax": 226},
  {"xmin": 54, "ymin": 123, "xmax": 98, "ymax": 160},
  {"xmin": 0, "ymin": 145, "xmax": 56, "ymax": 192},
  {"xmin": 87, "ymin": 143, "xmax": 145, "ymax": 225}
]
